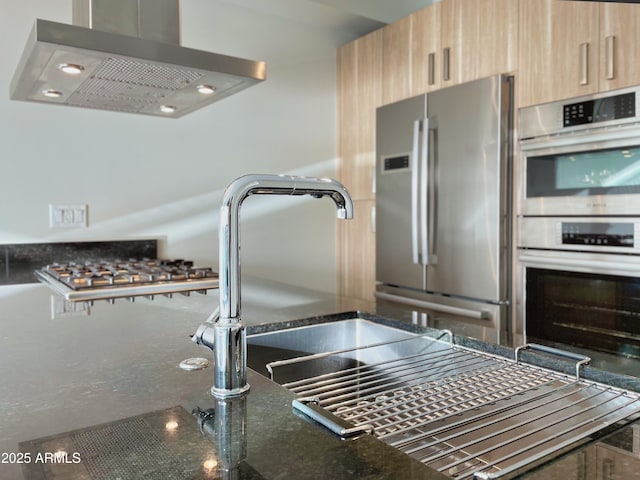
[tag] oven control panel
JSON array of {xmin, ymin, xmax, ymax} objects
[
  {"xmin": 518, "ymin": 217, "xmax": 640, "ymax": 254},
  {"xmin": 563, "ymin": 92, "xmax": 636, "ymax": 127},
  {"xmin": 519, "ymin": 85, "xmax": 640, "ymax": 139},
  {"xmin": 560, "ymin": 222, "xmax": 637, "ymax": 248}
]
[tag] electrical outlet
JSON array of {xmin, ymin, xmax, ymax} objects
[{"xmin": 49, "ymin": 204, "xmax": 88, "ymax": 228}]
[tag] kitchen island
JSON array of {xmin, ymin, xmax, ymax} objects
[{"xmin": 1, "ymin": 279, "xmax": 639, "ymax": 479}]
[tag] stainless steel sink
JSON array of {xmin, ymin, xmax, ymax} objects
[
  {"xmin": 247, "ymin": 317, "xmax": 640, "ymax": 480},
  {"xmin": 247, "ymin": 318, "xmax": 422, "ymax": 382},
  {"xmin": 247, "ymin": 317, "xmax": 419, "ymax": 354}
]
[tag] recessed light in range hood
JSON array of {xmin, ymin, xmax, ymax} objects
[{"xmin": 9, "ymin": 0, "xmax": 266, "ymax": 118}]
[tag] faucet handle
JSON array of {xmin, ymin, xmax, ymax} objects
[
  {"xmin": 192, "ymin": 323, "xmax": 215, "ymax": 348},
  {"xmin": 191, "ymin": 307, "xmax": 220, "ymax": 348}
]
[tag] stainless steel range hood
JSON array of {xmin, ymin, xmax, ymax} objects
[{"xmin": 10, "ymin": 0, "xmax": 266, "ymax": 118}]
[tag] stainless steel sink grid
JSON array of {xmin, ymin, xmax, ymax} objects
[{"xmin": 254, "ymin": 321, "xmax": 640, "ymax": 480}]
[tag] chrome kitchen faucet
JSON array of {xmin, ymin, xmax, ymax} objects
[{"xmin": 193, "ymin": 174, "xmax": 354, "ymax": 398}]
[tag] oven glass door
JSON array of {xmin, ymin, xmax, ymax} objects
[
  {"xmin": 521, "ymin": 136, "xmax": 640, "ymax": 216},
  {"xmin": 527, "ymin": 144, "xmax": 640, "ymax": 198},
  {"xmin": 526, "ymin": 267, "xmax": 640, "ymax": 358}
]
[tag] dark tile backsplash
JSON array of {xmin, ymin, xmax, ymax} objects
[{"xmin": 0, "ymin": 240, "xmax": 157, "ymax": 285}]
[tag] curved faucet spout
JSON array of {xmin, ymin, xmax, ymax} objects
[
  {"xmin": 195, "ymin": 174, "xmax": 353, "ymax": 398},
  {"xmin": 219, "ymin": 174, "xmax": 353, "ymax": 322},
  {"xmin": 222, "ymin": 174, "xmax": 354, "ymax": 220}
]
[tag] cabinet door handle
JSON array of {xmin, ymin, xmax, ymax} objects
[
  {"xmin": 371, "ymin": 205, "xmax": 376, "ymax": 234},
  {"xmin": 371, "ymin": 166, "xmax": 376, "ymax": 194},
  {"xmin": 579, "ymin": 42, "xmax": 589, "ymax": 86},
  {"xmin": 443, "ymin": 47, "xmax": 450, "ymax": 82},
  {"xmin": 605, "ymin": 35, "xmax": 616, "ymax": 80},
  {"xmin": 428, "ymin": 52, "xmax": 436, "ymax": 85},
  {"xmin": 602, "ymin": 458, "xmax": 613, "ymax": 480}
]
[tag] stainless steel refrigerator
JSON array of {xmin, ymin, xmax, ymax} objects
[{"xmin": 375, "ymin": 75, "xmax": 513, "ymax": 343}]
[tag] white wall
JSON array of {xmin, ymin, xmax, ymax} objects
[{"xmin": 0, "ymin": 0, "xmax": 355, "ymax": 293}]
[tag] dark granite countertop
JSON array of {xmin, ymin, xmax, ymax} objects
[{"xmin": 2, "ymin": 279, "xmax": 640, "ymax": 479}]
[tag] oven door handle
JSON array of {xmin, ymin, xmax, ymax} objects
[{"xmin": 519, "ymin": 253, "xmax": 640, "ymax": 274}]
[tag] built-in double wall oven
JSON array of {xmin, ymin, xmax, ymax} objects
[{"xmin": 517, "ymin": 86, "xmax": 640, "ymax": 360}]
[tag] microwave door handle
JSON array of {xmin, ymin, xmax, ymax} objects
[
  {"xmin": 421, "ymin": 117, "xmax": 430, "ymax": 266},
  {"xmin": 412, "ymin": 119, "xmax": 421, "ymax": 265}
]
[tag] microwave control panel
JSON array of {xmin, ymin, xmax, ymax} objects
[
  {"xmin": 563, "ymin": 92, "xmax": 636, "ymax": 127},
  {"xmin": 559, "ymin": 222, "xmax": 638, "ymax": 248}
]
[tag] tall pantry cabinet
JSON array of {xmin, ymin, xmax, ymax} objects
[{"xmin": 336, "ymin": 30, "xmax": 381, "ymax": 302}]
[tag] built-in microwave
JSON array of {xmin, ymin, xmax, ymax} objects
[
  {"xmin": 519, "ymin": 86, "xmax": 640, "ymax": 217},
  {"xmin": 516, "ymin": 86, "xmax": 640, "ymax": 361}
]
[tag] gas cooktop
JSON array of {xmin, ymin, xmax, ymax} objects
[{"xmin": 35, "ymin": 258, "xmax": 218, "ymax": 302}]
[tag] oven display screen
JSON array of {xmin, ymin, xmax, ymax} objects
[{"xmin": 561, "ymin": 222, "xmax": 635, "ymax": 247}]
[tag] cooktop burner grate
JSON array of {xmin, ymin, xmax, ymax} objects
[{"xmin": 35, "ymin": 258, "xmax": 218, "ymax": 302}]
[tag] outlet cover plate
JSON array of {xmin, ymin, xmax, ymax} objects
[{"xmin": 49, "ymin": 204, "xmax": 88, "ymax": 228}]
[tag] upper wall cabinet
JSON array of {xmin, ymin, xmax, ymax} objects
[
  {"xmin": 599, "ymin": 2, "xmax": 640, "ymax": 94},
  {"xmin": 519, "ymin": 0, "xmax": 640, "ymax": 107},
  {"xmin": 411, "ymin": 3, "xmax": 442, "ymax": 97},
  {"xmin": 382, "ymin": 14, "xmax": 412, "ymax": 104},
  {"xmin": 383, "ymin": 0, "xmax": 517, "ymax": 104},
  {"xmin": 440, "ymin": 0, "xmax": 518, "ymax": 88},
  {"xmin": 519, "ymin": 0, "xmax": 599, "ymax": 106},
  {"xmin": 382, "ymin": 3, "xmax": 442, "ymax": 104}
]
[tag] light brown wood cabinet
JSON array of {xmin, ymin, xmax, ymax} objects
[
  {"xmin": 382, "ymin": 15, "xmax": 412, "ymax": 105},
  {"xmin": 595, "ymin": 444, "xmax": 640, "ymax": 480},
  {"xmin": 337, "ymin": 199, "xmax": 376, "ymax": 301},
  {"xmin": 382, "ymin": 3, "xmax": 442, "ymax": 104},
  {"xmin": 440, "ymin": 0, "xmax": 518, "ymax": 87},
  {"xmin": 411, "ymin": 3, "xmax": 441, "ymax": 96},
  {"xmin": 336, "ymin": 30, "xmax": 382, "ymax": 301},
  {"xmin": 383, "ymin": 0, "xmax": 517, "ymax": 104},
  {"xmin": 519, "ymin": 0, "xmax": 640, "ymax": 107},
  {"xmin": 337, "ymin": 30, "xmax": 382, "ymax": 202},
  {"xmin": 518, "ymin": 0, "xmax": 599, "ymax": 106},
  {"xmin": 599, "ymin": 2, "xmax": 640, "ymax": 94}
]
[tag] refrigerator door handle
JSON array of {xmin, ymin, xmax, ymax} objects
[
  {"xmin": 424, "ymin": 118, "xmax": 438, "ymax": 265},
  {"xmin": 420, "ymin": 117, "xmax": 430, "ymax": 266},
  {"xmin": 375, "ymin": 291, "xmax": 491, "ymax": 320},
  {"xmin": 411, "ymin": 119, "xmax": 422, "ymax": 265}
]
